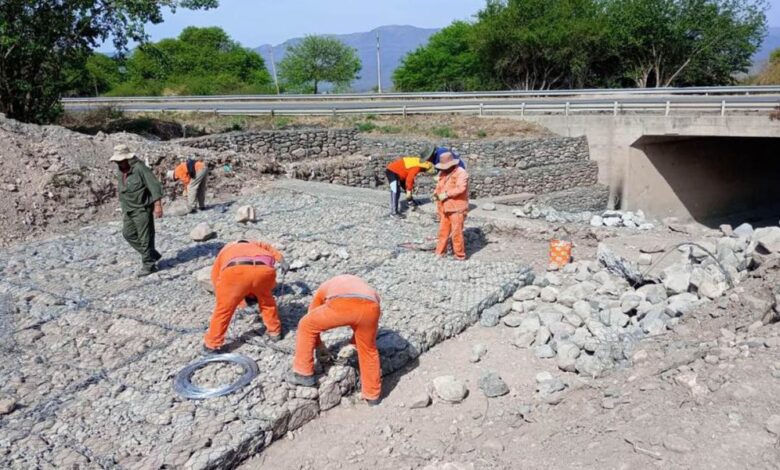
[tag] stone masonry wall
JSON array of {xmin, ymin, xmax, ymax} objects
[
  {"xmin": 178, "ymin": 129, "xmax": 605, "ymax": 211},
  {"xmin": 178, "ymin": 128, "xmax": 360, "ymax": 162}
]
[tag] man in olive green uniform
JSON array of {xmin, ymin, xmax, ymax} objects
[{"xmin": 111, "ymin": 144, "xmax": 164, "ymax": 276}]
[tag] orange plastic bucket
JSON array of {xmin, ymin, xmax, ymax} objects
[{"xmin": 549, "ymin": 239, "xmax": 572, "ymax": 269}]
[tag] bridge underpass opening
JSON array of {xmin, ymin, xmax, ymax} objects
[{"xmin": 624, "ymin": 135, "xmax": 780, "ymax": 228}]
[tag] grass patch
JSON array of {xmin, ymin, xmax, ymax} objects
[
  {"xmin": 476, "ymin": 129, "xmax": 488, "ymax": 138},
  {"xmin": 356, "ymin": 122, "xmax": 377, "ymax": 132},
  {"xmin": 365, "ymin": 113, "xmax": 378, "ymax": 121},
  {"xmin": 432, "ymin": 126, "xmax": 458, "ymax": 138},
  {"xmin": 377, "ymin": 125, "xmax": 402, "ymax": 134},
  {"xmin": 274, "ymin": 116, "xmax": 294, "ymax": 128}
]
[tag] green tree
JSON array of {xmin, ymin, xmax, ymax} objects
[
  {"xmin": 0, "ymin": 0, "xmax": 218, "ymax": 123},
  {"xmin": 114, "ymin": 26, "xmax": 273, "ymax": 96},
  {"xmin": 278, "ymin": 35, "xmax": 361, "ymax": 94},
  {"xmin": 472, "ymin": 0, "xmax": 610, "ymax": 90},
  {"xmin": 604, "ymin": 0, "xmax": 767, "ymax": 87},
  {"xmin": 64, "ymin": 53, "xmax": 123, "ymax": 97},
  {"xmin": 393, "ymin": 22, "xmax": 493, "ymax": 91}
]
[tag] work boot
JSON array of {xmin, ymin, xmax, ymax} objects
[
  {"xmin": 201, "ymin": 344, "xmax": 226, "ymax": 355},
  {"xmin": 151, "ymin": 250, "xmax": 163, "ymax": 262},
  {"xmin": 266, "ymin": 332, "xmax": 283, "ymax": 342},
  {"xmin": 366, "ymin": 398, "xmax": 382, "ymax": 407},
  {"xmin": 136, "ymin": 264, "xmax": 158, "ymax": 277},
  {"xmin": 286, "ymin": 370, "xmax": 316, "ymax": 387}
]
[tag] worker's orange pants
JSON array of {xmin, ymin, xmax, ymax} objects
[
  {"xmin": 204, "ymin": 265, "xmax": 280, "ymax": 349},
  {"xmin": 435, "ymin": 211, "xmax": 466, "ymax": 260},
  {"xmin": 293, "ymin": 298, "xmax": 382, "ymax": 400}
]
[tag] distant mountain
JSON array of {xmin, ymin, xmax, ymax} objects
[
  {"xmin": 255, "ymin": 25, "xmax": 439, "ymax": 92},
  {"xmin": 750, "ymin": 26, "xmax": 780, "ymax": 74}
]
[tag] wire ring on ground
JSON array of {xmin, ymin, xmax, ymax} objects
[{"xmin": 174, "ymin": 353, "xmax": 259, "ymax": 400}]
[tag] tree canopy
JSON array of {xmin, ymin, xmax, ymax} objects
[
  {"xmin": 0, "ymin": 0, "xmax": 218, "ymax": 123},
  {"xmin": 393, "ymin": 0, "xmax": 768, "ymax": 91},
  {"xmin": 393, "ymin": 22, "xmax": 491, "ymax": 92},
  {"xmin": 277, "ymin": 35, "xmax": 362, "ymax": 94},
  {"xmin": 105, "ymin": 26, "xmax": 273, "ymax": 96}
]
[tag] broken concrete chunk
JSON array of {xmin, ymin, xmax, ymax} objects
[{"xmin": 663, "ymin": 265, "xmax": 691, "ymax": 295}]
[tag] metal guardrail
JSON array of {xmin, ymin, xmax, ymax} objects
[
  {"xmin": 62, "ymin": 85, "xmax": 780, "ymax": 104},
  {"xmin": 108, "ymin": 97, "xmax": 780, "ymax": 117}
]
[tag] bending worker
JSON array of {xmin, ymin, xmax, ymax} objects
[
  {"xmin": 287, "ymin": 275, "xmax": 383, "ymax": 406},
  {"xmin": 203, "ymin": 240, "xmax": 289, "ymax": 353},
  {"xmin": 385, "ymin": 155, "xmax": 434, "ymax": 217},
  {"xmin": 111, "ymin": 144, "xmax": 164, "ymax": 277},
  {"xmin": 433, "ymin": 152, "xmax": 470, "ymax": 261},
  {"xmin": 167, "ymin": 157, "xmax": 209, "ymax": 213}
]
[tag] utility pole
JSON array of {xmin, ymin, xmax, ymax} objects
[
  {"xmin": 376, "ymin": 31, "xmax": 382, "ymax": 94},
  {"xmin": 270, "ymin": 46, "xmax": 280, "ymax": 95}
]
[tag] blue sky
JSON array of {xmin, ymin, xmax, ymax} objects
[
  {"xmin": 102, "ymin": 0, "xmax": 779, "ymax": 52},
  {"xmin": 141, "ymin": 0, "xmax": 484, "ymax": 47}
]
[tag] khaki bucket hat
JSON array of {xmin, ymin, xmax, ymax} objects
[{"xmin": 110, "ymin": 144, "xmax": 135, "ymax": 162}]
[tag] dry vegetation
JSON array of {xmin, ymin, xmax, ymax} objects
[{"xmin": 60, "ymin": 109, "xmax": 552, "ymax": 141}]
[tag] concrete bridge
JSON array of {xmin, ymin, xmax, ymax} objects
[{"xmin": 519, "ymin": 114, "xmax": 780, "ymax": 227}]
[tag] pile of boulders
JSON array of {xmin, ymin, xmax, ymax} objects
[
  {"xmin": 482, "ymin": 222, "xmax": 780, "ymax": 379},
  {"xmin": 511, "ymin": 204, "xmax": 654, "ymax": 230},
  {"xmin": 589, "ymin": 210, "xmax": 654, "ymax": 230}
]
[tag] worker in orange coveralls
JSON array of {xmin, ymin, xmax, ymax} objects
[
  {"xmin": 286, "ymin": 275, "xmax": 383, "ymax": 406},
  {"xmin": 385, "ymin": 156, "xmax": 434, "ymax": 218},
  {"xmin": 167, "ymin": 157, "xmax": 209, "ymax": 213},
  {"xmin": 433, "ymin": 152, "xmax": 469, "ymax": 260},
  {"xmin": 203, "ymin": 240, "xmax": 289, "ymax": 353}
]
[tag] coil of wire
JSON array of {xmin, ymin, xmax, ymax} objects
[{"xmin": 173, "ymin": 353, "xmax": 259, "ymax": 400}]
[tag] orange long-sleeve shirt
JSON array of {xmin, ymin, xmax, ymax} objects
[
  {"xmin": 386, "ymin": 158, "xmax": 424, "ymax": 192},
  {"xmin": 435, "ymin": 167, "xmax": 469, "ymax": 213},
  {"xmin": 310, "ymin": 275, "xmax": 381, "ymax": 307},
  {"xmin": 210, "ymin": 241, "xmax": 283, "ymax": 287},
  {"xmin": 174, "ymin": 160, "xmax": 206, "ymax": 188}
]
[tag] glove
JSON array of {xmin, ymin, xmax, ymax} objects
[
  {"xmin": 276, "ymin": 257, "xmax": 290, "ymax": 276},
  {"xmin": 436, "ymin": 192, "xmax": 448, "ymax": 201},
  {"xmin": 405, "ymin": 190, "xmax": 413, "ymax": 201}
]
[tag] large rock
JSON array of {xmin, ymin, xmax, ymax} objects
[
  {"xmin": 501, "ymin": 313, "xmax": 523, "ymax": 328},
  {"xmin": 666, "ymin": 293, "xmax": 700, "ymax": 317},
  {"xmin": 535, "ymin": 372, "xmax": 566, "ymax": 396},
  {"xmin": 513, "ymin": 286, "xmax": 541, "ymax": 301},
  {"xmin": 235, "ymin": 205, "xmax": 257, "ymax": 223},
  {"xmin": 540, "ymin": 287, "xmax": 558, "ymax": 303},
  {"xmin": 433, "ymin": 376, "xmax": 468, "ymax": 403},
  {"xmin": 513, "ymin": 331, "xmax": 536, "ymax": 349},
  {"xmin": 597, "ymin": 243, "xmax": 644, "ymax": 285},
  {"xmin": 190, "ymin": 222, "xmax": 216, "ymax": 242},
  {"xmin": 637, "ymin": 283, "xmax": 667, "ymax": 305},
  {"xmin": 575, "ymin": 354, "xmax": 609, "ymax": 378},
  {"xmin": 733, "ymin": 222, "xmax": 754, "ymax": 238},
  {"xmin": 409, "ymin": 392, "xmax": 432, "ymax": 409},
  {"xmin": 556, "ymin": 341, "xmax": 581, "ymax": 372},
  {"xmin": 318, "ymin": 380, "xmax": 341, "ymax": 411},
  {"xmin": 478, "ymin": 371, "xmax": 509, "ymax": 398},
  {"xmin": 663, "ymin": 265, "xmax": 691, "ymax": 295},
  {"xmin": 194, "ymin": 266, "xmax": 214, "ymax": 294},
  {"xmin": 754, "ymin": 227, "xmax": 780, "ymax": 254}
]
